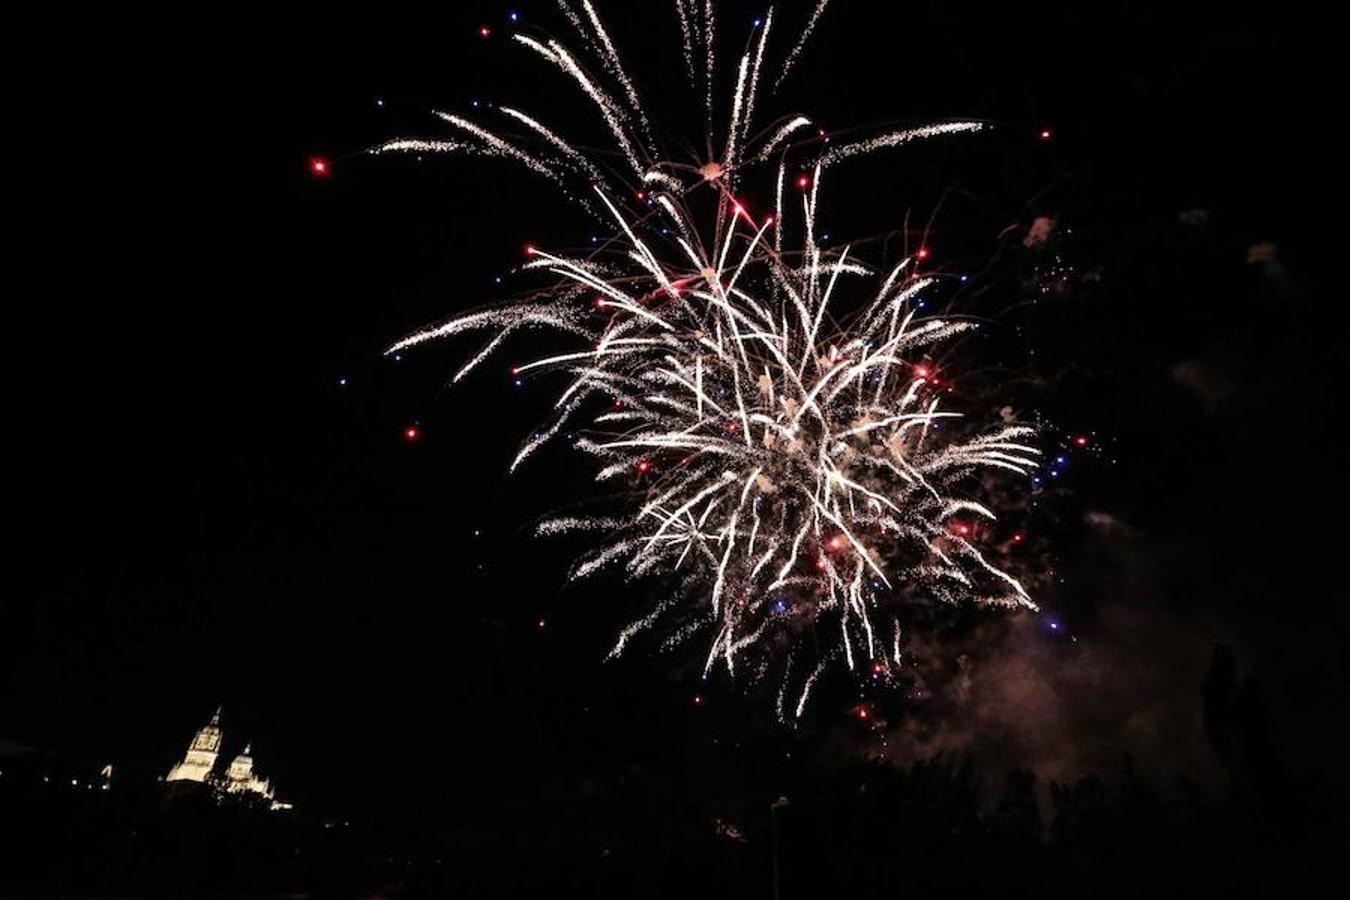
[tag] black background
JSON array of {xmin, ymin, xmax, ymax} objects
[{"xmin": 6, "ymin": 0, "xmax": 1342, "ymax": 836}]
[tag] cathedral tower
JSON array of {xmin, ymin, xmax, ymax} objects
[
  {"xmin": 222, "ymin": 743, "xmax": 275, "ymax": 801},
  {"xmin": 166, "ymin": 708, "xmax": 223, "ymax": 783}
]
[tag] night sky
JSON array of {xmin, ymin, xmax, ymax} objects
[{"xmin": 6, "ymin": 0, "xmax": 1342, "ymax": 835}]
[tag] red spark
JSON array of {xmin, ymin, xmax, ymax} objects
[
  {"xmin": 953, "ymin": 523, "xmax": 971, "ymax": 536},
  {"xmin": 916, "ymin": 247, "xmax": 930, "ymax": 260},
  {"xmin": 404, "ymin": 425, "xmax": 421, "ymax": 442},
  {"xmin": 1039, "ymin": 128, "xmax": 1053, "ymax": 141},
  {"xmin": 636, "ymin": 460, "xmax": 651, "ymax": 474},
  {"xmin": 524, "ymin": 244, "xmax": 537, "ymax": 257},
  {"xmin": 1013, "ymin": 532, "xmax": 1025, "ymax": 543},
  {"xmin": 692, "ymin": 694, "xmax": 704, "ymax": 706},
  {"xmin": 797, "ymin": 175, "xmax": 810, "ymax": 190},
  {"xmin": 1074, "ymin": 435, "xmax": 1090, "ymax": 447},
  {"xmin": 479, "ymin": 25, "xmax": 492, "ymax": 38},
  {"xmin": 915, "ymin": 366, "xmax": 930, "ymax": 378},
  {"xmin": 309, "ymin": 157, "xmax": 329, "ymax": 177}
]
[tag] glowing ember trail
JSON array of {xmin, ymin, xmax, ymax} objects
[{"xmin": 373, "ymin": 2, "xmax": 1037, "ymax": 719}]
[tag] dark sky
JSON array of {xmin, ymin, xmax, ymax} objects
[{"xmin": 6, "ymin": 0, "xmax": 1341, "ymax": 823}]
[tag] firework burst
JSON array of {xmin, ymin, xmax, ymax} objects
[{"xmin": 374, "ymin": 2, "xmax": 1040, "ymax": 719}]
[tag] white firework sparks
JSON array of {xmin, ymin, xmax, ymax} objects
[{"xmin": 373, "ymin": 3, "xmax": 1035, "ymax": 718}]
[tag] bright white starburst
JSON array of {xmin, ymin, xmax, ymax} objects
[{"xmin": 373, "ymin": 1, "xmax": 1037, "ymax": 719}]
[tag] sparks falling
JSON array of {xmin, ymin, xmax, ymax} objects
[{"xmin": 374, "ymin": 1, "xmax": 1038, "ymax": 718}]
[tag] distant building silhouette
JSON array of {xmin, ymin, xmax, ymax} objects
[
  {"xmin": 165, "ymin": 708, "xmax": 291, "ymax": 810},
  {"xmin": 166, "ymin": 707, "xmax": 223, "ymax": 784},
  {"xmin": 222, "ymin": 744, "xmax": 275, "ymax": 801}
]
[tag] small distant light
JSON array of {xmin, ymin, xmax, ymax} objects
[
  {"xmin": 479, "ymin": 25, "xmax": 492, "ymax": 38},
  {"xmin": 471, "ymin": 98, "xmax": 481, "ymax": 108},
  {"xmin": 404, "ymin": 425, "xmax": 420, "ymax": 442},
  {"xmin": 536, "ymin": 617, "xmax": 546, "ymax": 629},
  {"xmin": 509, "ymin": 10, "xmax": 521, "ymax": 23},
  {"xmin": 753, "ymin": 17, "xmax": 763, "ymax": 28},
  {"xmin": 821, "ymin": 233, "xmax": 831, "ymax": 241},
  {"xmin": 309, "ymin": 157, "xmax": 329, "ymax": 177},
  {"xmin": 954, "ymin": 523, "xmax": 971, "ymax": 536},
  {"xmin": 797, "ymin": 175, "xmax": 810, "ymax": 190},
  {"xmin": 1074, "ymin": 435, "xmax": 1089, "ymax": 447},
  {"xmin": 1055, "ymin": 455, "xmax": 1067, "ymax": 464},
  {"xmin": 375, "ymin": 97, "xmax": 385, "ymax": 108},
  {"xmin": 337, "ymin": 376, "xmax": 348, "ymax": 386},
  {"xmin": 494, "ymin": 276, "xmax": 503, "ymax": 285},
  {"xmin": 392, "ymin": 354, "xmax": 402, "ymax": 363},
  {"xmin": 915, "ymin": 366, "xmax": 930, "ymax": 378},
  {"xmin": 513, "ymin": 379, "xmax": 523, "ymax": 388},
  {"xmin": 857, "ymin": 707, "xmax": 870, "ymax": 720},
  {"xmin": 1039, "ymin": 128, "xmax": 1053, "ymax": 141},
  {"xmin": 693, "ymin": 694, "xmax": 704, "ymax": 706},
  {"xmin": 916, "ymin": 247, "xmax": 930, "ymax": 260},
  {"xmin": 636, "ymin": 191, "xmax": 646, "ymax": 201},
  {"xmin": 636, "ymin": 460, "xmax": 651, "ymax": 474},
  {"xmin": 1049, "ymin": 620, "xmax": 1060, "ymax": 630},
  {"xmin": 960, "ymin": 275, "xmax": 969, "ymax": 282}
]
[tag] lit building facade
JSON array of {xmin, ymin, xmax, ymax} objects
[
  {"xmin": 165, "ymin": 708, "xmax": 291, "ymax": 810},
  {"xmin": 222, "ymin": 745, "xmax": 274, "ymax": 801},
  {"xmin": 166, "ymin": 708, "xmax": 223, "ymax": 783}
]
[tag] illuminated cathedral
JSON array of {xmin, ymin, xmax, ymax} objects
[
  {"xmin": 165, "ymin": 707, "xmax": 223, "ymax": 784},
  {"xmin": 165, "ymin": 708, "xmax": 292, "ymax": 810}
]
